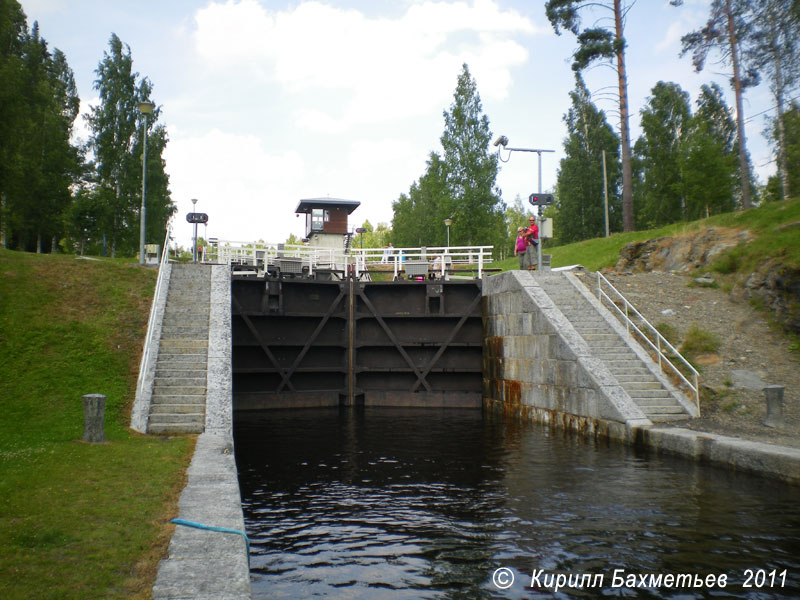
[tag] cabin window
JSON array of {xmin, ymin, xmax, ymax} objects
[{"xmin": 311, "ymin": 209, "xmax": 324, "ymax": 232}]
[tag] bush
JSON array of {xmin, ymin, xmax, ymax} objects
[{"xmin": 681, "ymin": 325, "xmax": 720, "ymax": 360}]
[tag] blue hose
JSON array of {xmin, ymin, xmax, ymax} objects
[{"xmin": 171, "ymin": 518, "xmax": 251, "ymax": 568}]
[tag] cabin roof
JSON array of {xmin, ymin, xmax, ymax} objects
[{"xmin": 295, "ymin": 197, "xmax": 361, "ymax": 214}]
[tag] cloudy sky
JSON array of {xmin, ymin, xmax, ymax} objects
[{"xmin": 18, "ymin": 0, "xmax": 779, "ymax": 248}]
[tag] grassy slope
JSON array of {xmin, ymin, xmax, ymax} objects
[
  {"xmin": 0, "ymin": 251, "xmax": 194, "ymax": 600},
  {"xmin": 496, "ymin": 198, "xmax": 800, "ymax": 273}
]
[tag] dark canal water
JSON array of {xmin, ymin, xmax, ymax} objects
[{"xmin": 234, "ymin": 408, "xmax": 800, "ymax": 599}]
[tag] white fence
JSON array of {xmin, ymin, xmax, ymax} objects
[{"xmin": 206, "ymin": 240, "xmax": 494, "ymax": 280}]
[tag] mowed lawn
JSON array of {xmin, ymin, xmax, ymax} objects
[{"xmin": 0, "ymin": 250, "xmax": 194, "ymax": 600}]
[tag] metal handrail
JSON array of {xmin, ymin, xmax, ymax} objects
[
  {"xmin": 210, "ymin": 240, "xmax": 493, "ymax": 280},
  {"xmin": 135, "ymin": 226, "xmax": 171, "ymax": 402},
  {"xmin": 596, "ymin": 271, "xmax": 700, "ymax": 410}
]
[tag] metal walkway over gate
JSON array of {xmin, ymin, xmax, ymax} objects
[{"xmin": 232, "ymin": 276, "xmax": 483, "ymax": 409}]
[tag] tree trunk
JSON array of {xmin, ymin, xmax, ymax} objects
[
  {"xmin": 615, "ymin": 0, "xmax": 635, "ymax": 231},
  {"xmin": 726, "ymin": 0, "xmax": 752, "ymax": 209},
  {"xmin": 769, "ymin": 6, "xmax": 791, "ymax": 200},
  {"xmin": 36, "ymin": 233, "xmax": 42, "ymax": 254}
]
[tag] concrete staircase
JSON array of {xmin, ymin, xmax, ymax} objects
[
  {"xmin": 538, "ymin": 273, "xmax": 691, "ymax": 422},
  {"xmin": 147, "ymin": 264, "xmax": 211, "ymax": 434}
]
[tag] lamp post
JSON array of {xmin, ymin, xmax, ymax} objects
[
  {"xmin": 444, "ymin": 218, "xmax": 452, "ymax": 248},
  {"xmin": 494, "ymin": 135, "xmax": 554, "ymax": 272},
  {"xmin": 137, "ymin": 100, "xmax": 155, "ymax": 265},
  {"xmin": 191, "ymin": 198, "xmax": 198, "ymax": 263}
]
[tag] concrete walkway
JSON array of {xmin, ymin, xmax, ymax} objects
[{"xmin": 151, "ymin": 265, "xmax": 251, "ymax": 600}]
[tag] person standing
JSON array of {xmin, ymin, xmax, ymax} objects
[
  {"xmin": 514, "ymin": 227, "xmax": 527, "ymax": 269},
  {"xmin": 525, "ymin": 216, "xmax": 539, "ymax": 270}
]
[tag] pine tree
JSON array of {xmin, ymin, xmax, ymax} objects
[
  {"xmin": 745, "ymin": 0, "xmax": 800, "ymax": 201},
  {"xmin": 672, "ymin": 0, "xmax": 758, "ymax": 209},
  {"xmin": 546, "ymin": 0, "xmax": 636, "ymax": 232}
]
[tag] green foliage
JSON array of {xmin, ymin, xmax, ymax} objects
[
  {"xmin": 634, "ymin": 82, "xmax": 692, "ymax": 228},
  {"xmin": 680, "ymin": 325, "xmax": 721, "ymax": 361},
  {"xmin": 489, "ymin": 197, "xmax": 800, "ymax": 274},
  {"xmin": 554, "ymin": 74, "xmax": 622, "ymax": 245},
  {"xmin": 392, "ymin": 152, "xmax": 450, "ymax": 247},
  {"xmin": 0, "ymin": 8, "xmax": 82, "ymax": 252},
  {"xmin": 687, "ymin": 83, "xmax": 739, "ymax": 213},
  {"xmin": 764, "ymin": 103, "xmax": 800, "ymax": 201},
  {"xmin": 84, "ymin": 33, "xmax": 174, "ymax": 258},
  {"xmin": 655, "ymin": 322, "xmax": 679, "ymax": 345},
  {"xmin": 0, "ymin": 249, "xmax": 193, "ymax": 598},
  {"xmin": 673, "ymin": 0, "xmax": 756, "ymax": 209},
  {"xmin": 744, "ymin": 0, "xmax": 799, "ymax": 203},
  {"xmin": 545, "ymin": 0, "xmax": 635, "ymax": 232},
  {"xmin": 393, "ymin": 65, "xmax": 506, "ymax": 251},
  {"xmin": 440, "ymin": 64, "xmax": 505, "ymax": 248},
  {"xmin": 355, "ymin": 221, "xmax": 391, "ymax": 249}
]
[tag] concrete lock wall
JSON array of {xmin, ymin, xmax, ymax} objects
[{"xmin": 482, "ymin": 270, "xmax": 651, "ymax": 435}]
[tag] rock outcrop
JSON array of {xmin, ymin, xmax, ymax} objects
[
  {"xmin": 614, "ymin": 227, "xmax": 752, "ymax": 273},
  {"xmin": 614, "ymin": 226, "xmax": 800, "ymax": 335}
]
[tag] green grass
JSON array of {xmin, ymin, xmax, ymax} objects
[
  {"xmin": 495, "ymin": 198, "xmax": 800, "ymax": 274},
  {"xmin": 680, "ymin": 325, "xmax": 721, "ymax": 364},
  {"xmin": 0, "ymin": 250, "xmax": 194, "ymax": 599}
]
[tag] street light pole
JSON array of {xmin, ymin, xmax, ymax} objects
[
  {"xmin": 494, "ymin": 136, "xmax": 554, "ymax": 272},
  {"xmin": 444, "ymin": 218, "xmax": 452, "ymax": 248},
  {"xmin": 137, "ymin": 101, "xmax": 155, "ymax": 265},
  {"xmin": 191, "ymin": 198, "xmax": 198, "ymax": 263}
]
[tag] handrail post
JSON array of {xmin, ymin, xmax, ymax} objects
[{"xmin": 657, "ymin": 336, "xmax": 662, "ymax": 368}]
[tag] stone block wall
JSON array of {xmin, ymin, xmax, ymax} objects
[{"xmin": 483, "ymin": 271, "xmax": 649, "ymax": 432}]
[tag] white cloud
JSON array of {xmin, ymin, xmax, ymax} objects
[
  {"xmin": 192, "ymin": 0, "xmax": 538, "ymax": 129},
  {"xmin": 164, "ymin": 128, "xmax": 306, "ymax": 244}
]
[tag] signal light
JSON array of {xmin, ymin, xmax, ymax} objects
[
  {"xmin": 528, "ymin": 193, "xmax": 554, "ymax": 206},
  {"xmin": 355, "ymin": 227, "xmax": 367, "ymax": 234}
]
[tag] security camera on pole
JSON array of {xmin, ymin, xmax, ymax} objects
[{"xmin": 494, "ymin": 136, "xmax": 554, "ymax": 272}]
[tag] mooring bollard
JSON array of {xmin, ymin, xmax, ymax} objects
[
  {"xmin": 764, "ymin": 385, "xmax": 785, "ymax": 429},
  {"xmin": 82, "ymin": 393, "xmax": 107, "ymax": 443}
]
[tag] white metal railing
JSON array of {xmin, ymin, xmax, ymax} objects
[
  {"xmin": 208, "ymin": 240, "xmax": 493, "ymax": 280},
  {"xmin": 135, "ymin": 226, "xmax": 171, "ymax": 402},
  {"xmin": 596, "ymin": 271, "xmax": 700, "ymax": 410},
  {"xmin": 350, "ymin": 245, "xmax": 493, "ymax": 279}
]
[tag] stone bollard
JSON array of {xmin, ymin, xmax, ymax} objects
[
  {"xmin": 763, "ymin": 385, "xmax": 785, "ymax": 429},
  {"xmin": 82, "ymin": 393, "xmax": 107, "ymax": 443}
]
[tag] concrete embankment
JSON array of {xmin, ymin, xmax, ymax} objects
[
  {"xmin": 483, "ymin": 270, "xmax": 800, "ymax": 485},
  {"xmin": 151, "ymin": 265, "xmax": 251, "ymax": 600}
]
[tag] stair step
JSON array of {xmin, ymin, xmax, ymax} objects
[
  {"xmin": 634, "ymin": 397, "xmax": 680, "ymax": 406},
  {"xmin": 614, "ymin": 374, "xmax": 659, "ymax": 384},
  {"xmin": 154, "ymin": 376, "xmax": 207, "ymax": 386},
  {"xmin": 156, "ymin": 360, "xmax": 207, "ymax": 370},
  {"xmin": 626, "ymin": 389, "xmax": 674, "ymax": 399},
  {"xmin": 642, "ymin": 405, "xmax": 687, "ymax": 415},
  {"xmin": 153, "ymin": 385, "xmax": 206, "ymax": 395},
  {"xmin": 155, "ymin": 368, "xmax": 207, "ymax": 378},
  {"xmin": 157, "ymin": 352, "xmax": 207, "ymax": 361},
  {"xmin": 151, "ymin": 394, "xmax": 206, "ymax": 404},
  {"xmin": 148, "ymin": 422, "xmax": 205, "ymax": 435},
  {"xmin": 160, "ymin": 326, "xmax": 210, "ymax": 337},
  {"xmin": 150, "ymin": 403, "xmax": 207, "ymax": 414},
  {"xmin": 648, "ymin": 414, "xmax": 691, "ymax": 422},
  {"xmin": 621, "ymin": 381, "xmax": 663, "ymax": 391},
  {"xmin": 159, "ymin": 339, "xmax": 208, "ymax": 349}
]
